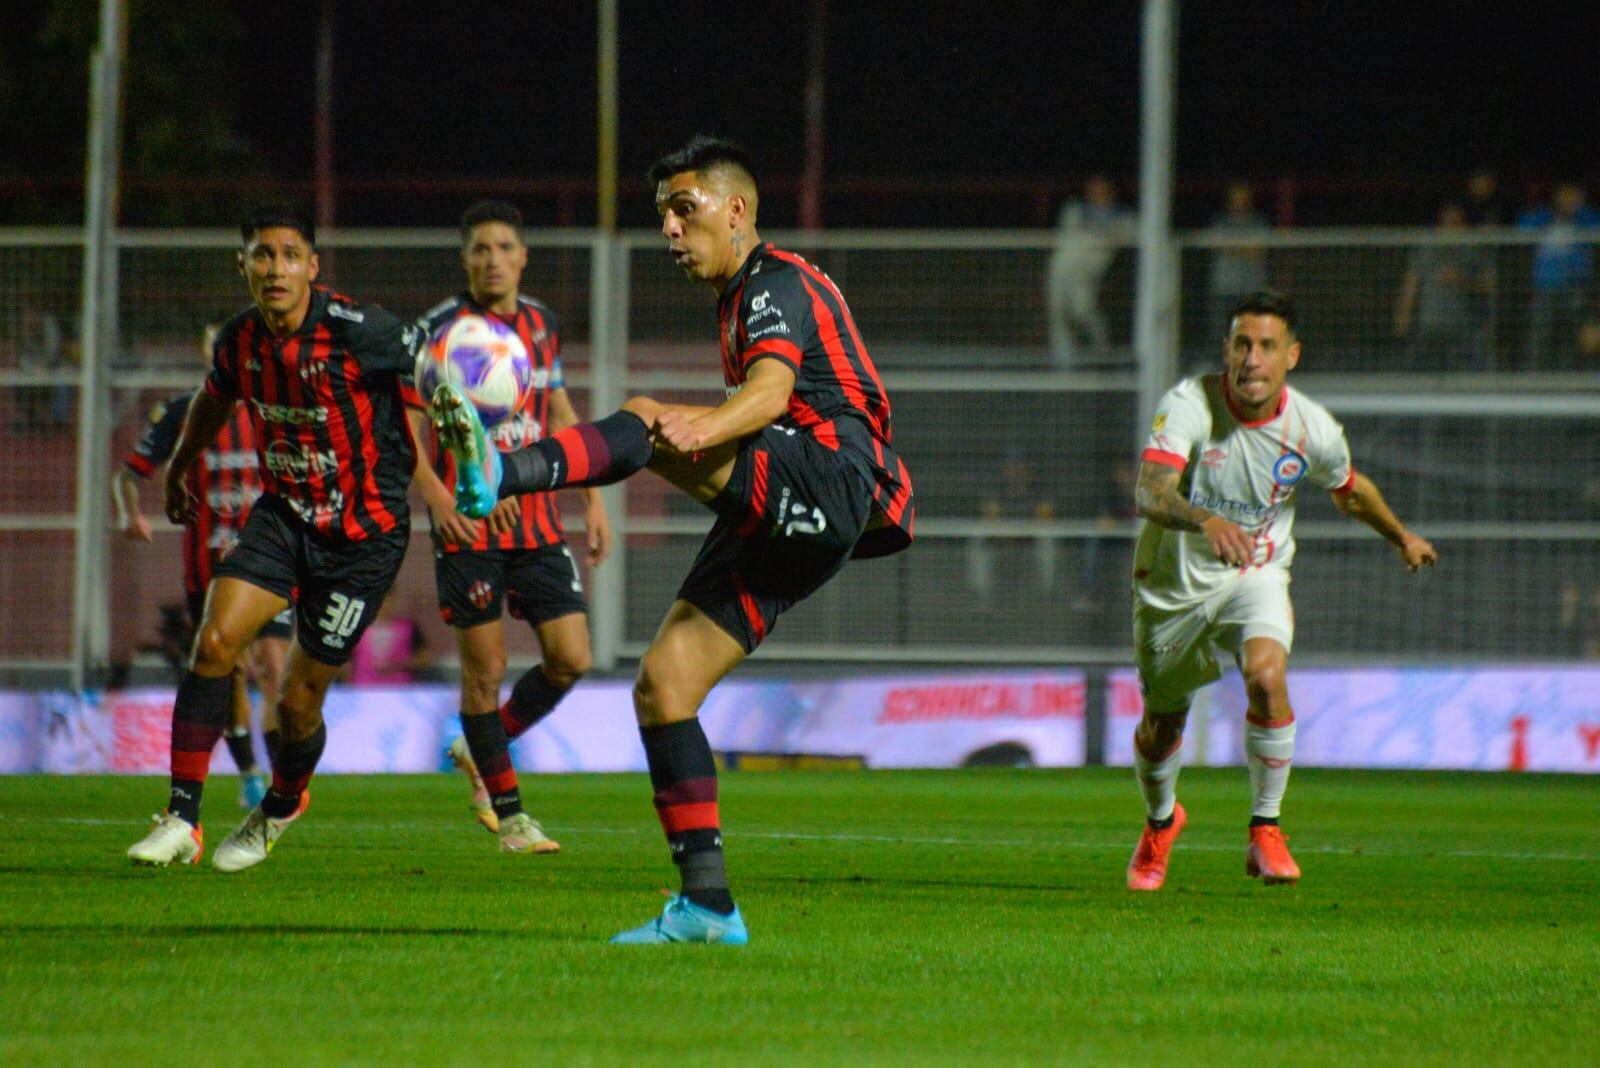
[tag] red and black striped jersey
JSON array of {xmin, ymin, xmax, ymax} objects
[
  {"xmin": 124, "ymin": 391, "xmax": 263, "ymax": 596},
  {"xmin": 717, "ymin": 243, "xmax": 915, "ymax": 559},
  {"xmin": 205, "ymin": 287, "xmax": 422, "ymax": 541},
  {"xmin": 402, "ymin": 293, "xmax": 568, "ymax": 552}
]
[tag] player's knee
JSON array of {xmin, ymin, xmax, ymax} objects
[
  {"xmin": 621, "ymin": 396, "xmax": 662, "ymax": 423},
  {"xmin": 1243, "ymin": 656, "xmax": 1285, "ymax": 699},
  {"xmin": 191, "ymin": 625, "xmax": 245, "ymax": 674},
  {"xmin": 544, "ymin": 649, "xmax": 590, "ymax": 690},
  {"xmin": 1136, "ymin": 705, "xmax": 1189, "ymax": 751},
  {"xmin": 633, "ymin": 651, "xmax": 689, "ymax": 727}
]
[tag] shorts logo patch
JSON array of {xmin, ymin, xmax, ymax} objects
[
  {"xmin": 1272, "ymin": 451, "xmax": 1307, "ymax": 487},
  {"xmin": 467, "ymin": 580, "xmax": 494, "ymax": 610}
]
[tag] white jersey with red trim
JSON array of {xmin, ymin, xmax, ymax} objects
[{"xmin": 1133, "ymin": 374, "xmax": 1355, "ymax": 611}]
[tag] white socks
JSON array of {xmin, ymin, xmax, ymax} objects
[
  {"xmin": 1133, "ymin": 739, "xmax": 1183, "ymax": 822},
  {"xmin": 1246, "ymin": 719, "xmax": 1296, "ymax": 819}
]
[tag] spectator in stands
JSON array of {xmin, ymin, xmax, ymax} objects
[
  {"xmin": 1073, "ymin": 457, "xmax": 1136, "ymax": 613},
  {"xmin": 964, "ymin": 447, "xmax": 1057, "ymax": 609},
  {"xmin": 1518, "ymin": 182, "xmax": 1599, "ymax": 369},
  {"xmin": 1463, "ymin": 168, "xmax": 1511, "ymax": 228},
  {"xmin": 1046, "ymin": 174, "xmax": 1132, "ymax": 368},
  {"xmin": 16, "ymin": 306, "xmax": 69, "ymax": 432},
  {"xmin": 1205, "ymin": 182, "xmax": 1272, "ymax": 347},
  {"xmin": 346, "ymin": 598, "xmax": 430, "ymax": 685},
  {"xmin": 1393, "ymin": 202, "xmax": 1495, "ymax": 370}
]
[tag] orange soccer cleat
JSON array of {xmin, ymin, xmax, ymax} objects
[
  {"xmin": 1127, "ymin": 802, "xmax": 1187, "ymax": 891},
  {"xmin": 1246, "ymin": 824, "xmax": 1301, "ymax": 885}
]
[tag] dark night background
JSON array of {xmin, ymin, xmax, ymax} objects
[{"xmin": 2, "ymin": 1, "xmax": 1595, "ymax": 227}]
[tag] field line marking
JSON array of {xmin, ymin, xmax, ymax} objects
[{"xmin": 10, "ymin": 813, "xmax": 1597, "ymax": 862}]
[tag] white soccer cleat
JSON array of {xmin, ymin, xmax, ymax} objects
[
  {"xmin": 127, "ymin": 812, "xmax": 203, "ymax": 866},
  {"xmin": 498, "ymin": 812, "xmax": 560, "ymax": 855},
  {"xmin": 212, "ymin": 791, "xmax": 310, "ymax": 873}
]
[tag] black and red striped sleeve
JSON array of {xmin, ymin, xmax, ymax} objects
[
  {"xmin": 738, "ymin": 269, "xmax": 813, "ymax": 376},
  {"xmin": 346, "ymin": 303, "xmax": 427, "ymax": 377},
  {"xmin": 123, "ymin": 393, "xmax": 190, "ymax": 478}
]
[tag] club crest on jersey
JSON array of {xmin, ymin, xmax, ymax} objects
[
  {"xmin": 298, "ymin": 356, "xmax": 328, "ymax": 387},
  {"xmin": 1272, "ymin": 451, "xmax": 1307, "ymax": 487}
]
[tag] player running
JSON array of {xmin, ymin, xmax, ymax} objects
[
  {"xmin": 1126, "ymin": 290, "xmax": 1436, "ymax": 891},
  {"xmin": 113, "ymin": 325, "xmax": 290, "ymax": 811},
  {"xmin": 429, "ymin": 136, "xmax": 914, "ymax": 943},
  {"xmin": 406, "ymin": 200, "xmax": 610, "ymax": 853},
  {"xmin": 126, "ymin": 206, "xmax": 425, "ymax": 871}
]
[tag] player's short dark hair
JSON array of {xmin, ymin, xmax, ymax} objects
[
  {"xmin": 240, "ymin": 205, "xmax": 315, "ymax": 248},
  {"xmin": 1229, "ymin": 290, "xmax": 1298, "ymax": 335},
  {"xmin": 460, "ymin": 200, "xmax": 524, "ymax": 243},
  {"xmin": 646, "ymin": 135, "xmax": 757, "ymax": 188}
]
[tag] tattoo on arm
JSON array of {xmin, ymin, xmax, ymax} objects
[{"xmin": 1134, "ymin": 461, "xmax": 1215, "ymax": 532}]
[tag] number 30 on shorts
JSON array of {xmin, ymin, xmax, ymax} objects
[{"xmin": 317, "ymin": 592, "xmax": 367, "ymax": 648}]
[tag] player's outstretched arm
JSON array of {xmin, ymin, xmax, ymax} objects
[
  {"xmin": 162, "ymin": 389, "xmax": 235, "ymax": 525},
  {"xmin": 1135, "ymin": 460, "xmax": 1256, "ymax": 567},
  {"xmin": 653, "ymin": 359, "xmax": 795, "ymax": 455},
  {"xmin": 1331, "ymin": 472, "xmax": 1437, "ymax": 572}
]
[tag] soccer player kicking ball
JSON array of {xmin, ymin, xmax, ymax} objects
[
  {"xmin": 126, "ymin": 207, "xmax": 425, "ymax": 871},
  {"xmin": 431, "ymin": 136, "xmax": 914, "ymax": 943},
  {"xmin": 1126, "ymin": 290, "xmax": 1436, "ymax": 891}
]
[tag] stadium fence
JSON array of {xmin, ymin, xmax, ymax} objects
[{"xmin": 1, "ymin": 226, "xmax": 1597, "ymax": 685}]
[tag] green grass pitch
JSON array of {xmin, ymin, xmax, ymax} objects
[{"xmin": 1, "ymin": 768, "xmax": 1596, "ymax": 1065}]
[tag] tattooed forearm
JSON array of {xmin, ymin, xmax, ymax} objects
[{"xmin": 1134, "ymin": 461, "xmax": 1215, "ymax": 532}]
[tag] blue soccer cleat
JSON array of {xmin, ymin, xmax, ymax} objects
[
  {"xmin": 429, "ymin": 382, "xmax": 502, "ymax": 519},
  {"xmin": 609, "ymin": 895, "xmax": 749, "ymax": 945},
  {"xmin": 239, "ymin": 772, "xmax": 268, "ymax": 810}
]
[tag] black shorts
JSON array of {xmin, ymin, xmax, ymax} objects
[
  {"xmin": 214, "ymin": 494, "xmax": 410, "ymax": 666},
  {"xmin": 434, "ymin": 543, "xmax": 588, "ymax": 629},
  {"xmin": 187, "ymin": 591, "xmax": 293, "ymax": 641},
  {"xmin": 678, "ymin": 425, "xmax": 872, "ymax": 653}
]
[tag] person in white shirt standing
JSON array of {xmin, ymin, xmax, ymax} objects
[{"xmin": 1126, "ymin": 290, "xmax": 1437, "ymax": 891}]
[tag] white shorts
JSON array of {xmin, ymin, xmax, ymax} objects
[{"xmin": 1133, "ymin": 569, "xmax": 1294, "ymax": 713}]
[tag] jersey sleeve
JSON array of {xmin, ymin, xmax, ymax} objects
[
  {"xmin": 350, "ymin": 304, "xmax": 427, "ymax": 377},
  {"xmin": 203, "ymin": 323, "xmax": 239, "ymax": 402},
  {"xmin": 740, "ymin": 268, "xmax": 815, "ymax": 375},
  {"xmin": 123, "ymin": 394, "xmax": 190, "ymax": 478},
  {"xmin": 1140, "ymin": 380, "xmax": 1207, "ymax": 470},
  {"xmin": 1305, "ymin": 408, "xmax": 1356, "ymax": 493}
]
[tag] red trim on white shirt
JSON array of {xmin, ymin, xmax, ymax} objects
[
  {"xmin": 1221, "ymin": 376, "xmax": 1287, "ymax": 428},
  {"xmin": 1141, "ymin": 447, "xmax": 1188, "ymax": 470},
  {"xmin": 1331, "ymin": 469, "xmax": 1357, "ymax": 495}
]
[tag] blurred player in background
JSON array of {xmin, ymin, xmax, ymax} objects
[
  {"xmin": 126, "ymin": 206, "xmax": 425, "ymax": 871},
  {"xmin": 1127, "ymin": 290, "xmax": 1436, "ymax": 891},
  {"xmin": 112, "ymin": 324, "xmax": 290, "ymax": 809},
  {"xmin": 430, "ymin": 135, "xmax": 914, "ymax": 943},
  {"xmin": 407, "ymin": 200, "xmax": 610, "ymax": 853}
]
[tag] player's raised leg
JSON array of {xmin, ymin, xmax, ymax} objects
[
  {"xmin": 429, "ymin": 385, "xmax": 658, "ymax": 518},
  {"xmin": 128, "ymin": 578, "xmax": 287, "ymax": 866},
  {"xmin": 1240, "ymin": 636, "xmax": 1300, "ymax": 884},
  {"xmin": 611, "ymin": 601, "xmax": 749, "ymax": 945}
]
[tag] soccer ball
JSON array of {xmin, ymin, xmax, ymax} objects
[{"xmin": 415, "ymin": 315, "xmax": 531, "ymax": 427}]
